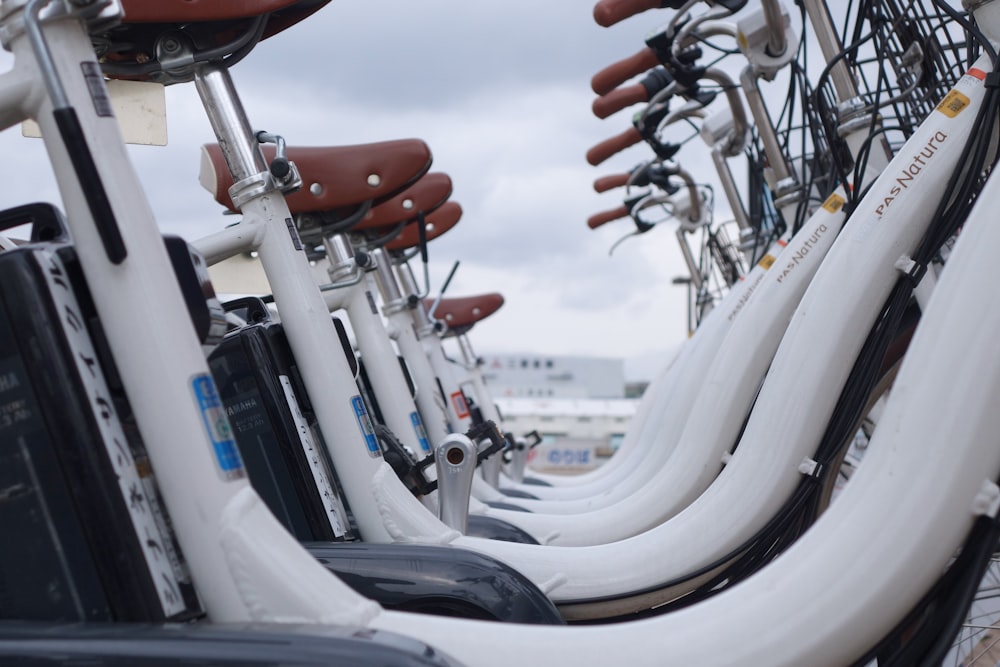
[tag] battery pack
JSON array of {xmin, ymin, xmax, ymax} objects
[{"xmin": 0, "ymin": 227, "xmax": 200, "ymax": 622}]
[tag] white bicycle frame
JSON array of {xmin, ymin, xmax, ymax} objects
[
  {"xmin": 91, "ymin": 0, "xmax": 998, "ymax": 647},
  {"xmin": 314, "ymin": 233, "xmax": 435, "ymax": 462},
  {"xmin": 393, "ymin": 264, "xmax": 482, "ymax": 434},
  {"xmin": 168, "ymin": 0, "xmax": 988, "ymax": 616},
  {"xmin": 190, "ymin": 69, "xmax": 792, "ymax": 543},
  {"xmin": 409, "ymin": 40, "xmax": 995, "ymax": 613},
  {"xmin": 494, "ymin": 6, "xmax": 783, "ymax": 497},
  {"xmin": 364, "ymin": 144, "xmax": 1000, "ymax": 662},
  {"xmin": 366, "ymin": 244, "xmax": 526, "ymax": 514},
  {"xmin": 428, "ymin": 5, "xmax": 841, "ymax": 528},
  {"xmin": 224, "ymin": 0, "xmax": 1000, "ymax": 658},
  {"xmin": 385, "ymin": 263, "xmax": 515, "ymax": 507},
  {"xmin": 13, "ymin": 2, "xmax": 997, "ymax": 658},
  {"xmin": 471, "ymin": 195, "xmax": 860, "ymax": 543},
  {"xmin": 469, "ymin": 1, "xmax": 894, "ymax": 543},
  {"xmin": 0, "ymin": 0, "xmax": 386, "ymax": 624},
  {"xmin": 369, "ymin": 245, "xmax": 453, "ymax": 447}
]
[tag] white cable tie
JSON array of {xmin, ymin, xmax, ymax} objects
[
  {"xmin": 798, "ymin": 457, "xmax": 821, "ymax": 477},
  {"xmin": 894, "ymin": 254, "xmax": 917, "ymax": 276},
  {"xmin": 538, "ymin": 573, "xmax": 569, "ymax": 595},
  {"xmin": 971, "ymin": 479, "xmax": 1000, "ymax": 518}
]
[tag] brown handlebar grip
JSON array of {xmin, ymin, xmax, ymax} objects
[
  {"xmin": 588, "ymin": 205, "xmax": 631, "ymax": 229},
  {"xmin": 593, "ymin": 0, "xmax": 665, "ymax": 27},
  {"xmin": 586, "ymin": 126, "xmax": 643, "ymax": 166},
  {"xmin": 594, "ymin": 173, "xmax": 631, "ymax": 193},
  {"xmin": 593, "ymin": 83, "xmax": 651, "ymax": 119},
  {"xmin": 591, "ymin": 48, "xmax": 660, "ymax": 95}
]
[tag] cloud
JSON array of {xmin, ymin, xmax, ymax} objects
[
  {"xmin": 0, "ymin": 3, "xmax": 709, "ymax": 380},
  {"xmin": 237, "ymin": 0, "xmax": 658, "ymax": 109}
]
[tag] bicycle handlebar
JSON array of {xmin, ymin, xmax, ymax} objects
[
  {"xmin": 589, "ymin": 19, "xmax": 710, "ymax": 96},
  {"xmin": 586, "ymin": 126, "xmax": 643, "ymax": 166},
  {"xmin": 593, "ymin": 66, "xmax": 674, "ymax": 118},
  {"xmin": 593, "ymin": 83, "xmax": 650, "ymax": 119},
  {"xmin": 593, "ymin": 0, "xmax": 746, "ymax": 27},
  {"xmin": 594, "ymin": 173, "xmax": 632, "ymax": 193},
  {"xmin": 587, "ymin": 205, "xmax": 631, "ymax": 229},
  {"xmin": 591, "ymin": 48, "xmax": 660, "ymax": 95},
  {"xmin": 700, "ymin": 67, "xmax": 748, "ymax": 156},
  {"xmin": 593, "ymin": 0, "xmax": 683, "ymax": 28}
]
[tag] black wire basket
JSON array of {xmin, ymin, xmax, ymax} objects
[{"xmin": 810, "ymin": 0, "xmax": 974, "ymax": 185}]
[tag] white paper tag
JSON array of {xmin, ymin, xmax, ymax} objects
[{"xmin": 23, "ymin": 79, "xmax": 167, "ymax": 146}]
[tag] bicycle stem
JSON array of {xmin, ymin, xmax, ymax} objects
[
  {"xmin": 800, "ymin": 0, "xmax": 860, "ymax": 102},
  {"xmin": 760, "ymin": 0, "xmax": 787, "ymax": 57},
  {"xmin": 710, "ymin": 143, "xmax": 751, "ymax": 232}
]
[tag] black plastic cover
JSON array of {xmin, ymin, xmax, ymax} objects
[
  {"xmin": 466, "ymin": 515, "xmax": 540, "ymax": 545},
  {"xmin": 710, "ymin": 0, "xmax": 748, "ymax": 11},
  {"xmin": 482, "ymin": 500, "xmax": 532, "ymax": 513},
  {"xmin": 640, "ymin": 67, "xmax": 674, "ymax": 99},
  {"xmin": 305, "ymin": 542, "xmax": 563, "ymax": 624},
  {"xmin": 0, "ymin": 620, "xmax": 464, "ymax": 666},
  {"xmin": 497, "ymin": 488, "xmax": 539, "ymax": 500},
  {"xmin": 163, "ymin": 235, "xmax": 226, "ymax": 346},
  {"xmin": 0, "ymin": 202, "xmax": 66, "ymax": 242}
]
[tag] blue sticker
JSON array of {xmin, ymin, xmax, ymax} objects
[
  {"xmin": 192, "ymin": 374, "xmax": 244, "ymax": 479},
  {"xmin": 352, "ymin": 396, "xmax": 381, "ymax": 458},
  {"xmin": 410, "ymin": 411, "xmax": 431, "ymax": 453}
]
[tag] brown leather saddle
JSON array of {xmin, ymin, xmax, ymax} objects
[
  {"xmin": 424, "ymin": 293, "xmax": 503, "ymax": 335},
  {"xmin": 98, "ymin": 1, "xmax": 331, "ymax": 83},
  {"xmin": 201, "ymin": 142, "xmax": 433, "ymax": 218}
]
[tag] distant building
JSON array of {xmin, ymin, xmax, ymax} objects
[
  {"xmin": 477, "ymin": 354, "xmax": 637, "ymax": 472},
  {"xmin": 496, "ymin": 397, "xmax": 639, "ymax": 473},
  {"xmin": 496, "ymin": 396, "xmax": 637, "ymax": 447},
  {"xmin": 480, "ymin": 353, "xmax": 626, "ymax": 399}
]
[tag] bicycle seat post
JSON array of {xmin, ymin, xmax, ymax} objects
[
  {"xmin": 320, "ymin": 230, "xmax": 438, "ymax": 471},
  {"xmin": 452, "ymin": 328, "xmax": 505, "ymax": 488},
  {"xmin": 194, "ymin": 65, "xmax": 282, "ymax": 195},
  {"xmin": 394, "ymin": 265, "xmax": 477, "ymax": 434},
  {"xmin": 370, "ymin": 245, "xmax": 452, "ymax": 447},
  {"xmin": 190, "ymin": 60, "xmax": 409, "ymax": 543}
]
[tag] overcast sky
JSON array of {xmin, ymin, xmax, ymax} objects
[{"xmin": 0, "ymin": 1, "xmax": 771, "ymax": 380}]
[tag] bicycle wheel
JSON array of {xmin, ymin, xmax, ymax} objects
[{"xmin": 949, "ymin": 557, "xmax": 1000, "ymax": 665}]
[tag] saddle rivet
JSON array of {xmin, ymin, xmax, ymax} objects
[
  {"xmin": 309, "ymin": 182, "xmax": 323, "ymax": 196},
  {"xmin": 367, "ymin": 173, "xmax": 381, "ymax": 187},
  {"xmin": 402, "ymin": 198, "xmax": 414, "ymax": 210}
]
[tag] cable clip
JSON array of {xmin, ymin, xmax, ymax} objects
[
  {"xmin": 985, "ymin": 71, "xmax": 1000, "ymax": 90},
  {"xmin": 972, "ymin": 479, "xmax": 1000, "ymax": 519},
  {"xmin": 894, "ymin": 254, "xmax": 926, "ymax": 287},
  {"xmin": 798, "ymin": 457, "xmax": 823, "ymax": 479}
]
